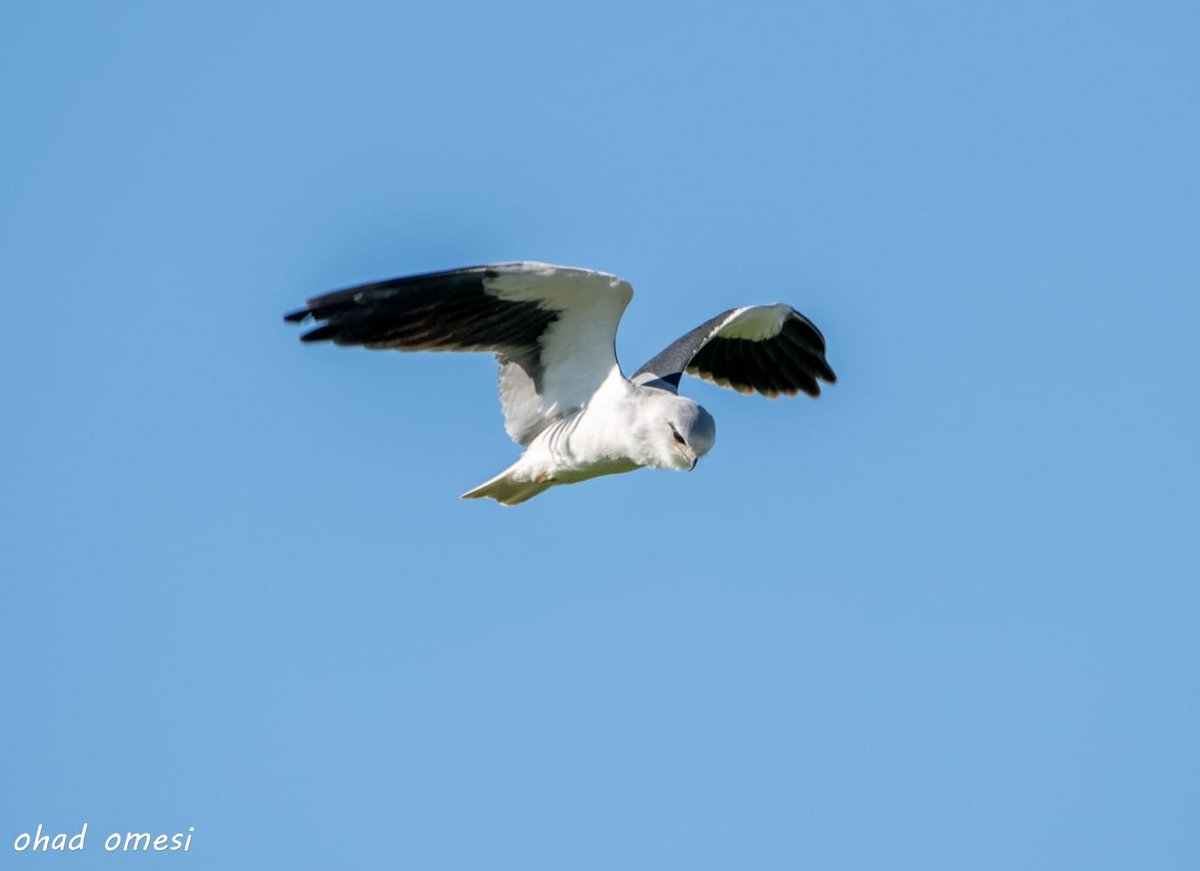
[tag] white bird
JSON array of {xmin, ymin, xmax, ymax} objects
[{"xmin": 285, "ymin": 262, "xmax": 836, "ymax": 505}]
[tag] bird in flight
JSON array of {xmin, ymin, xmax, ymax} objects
[{"xmin": 285, "ymin": 262, "xmax": 836, "ymax": 505}]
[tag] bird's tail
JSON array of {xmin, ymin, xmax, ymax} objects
[{"xmin": 461, "ymin": 467, "xmax": 553, "ymax": 506}]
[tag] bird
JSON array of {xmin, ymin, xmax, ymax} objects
[{"xmin": 285, "ymin": 261, "xmax": 836, "ymax": 505}]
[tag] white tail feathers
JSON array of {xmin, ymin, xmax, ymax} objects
[{"xmin": 461, "ymin": 467, "xmax": 553, "ymax": 506}]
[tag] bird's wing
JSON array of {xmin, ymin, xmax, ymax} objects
[
  {"xmin": 631, "ymin": 304, "xmax": 836, "ymax": 397},
  {"xmin": 285, "ymin": 261, "xmax": 633, "ymax": 445}
]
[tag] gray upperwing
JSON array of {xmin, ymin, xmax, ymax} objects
[
  {"xmin": 631, "ymin": 309, "xmax": 740, "ymax": 393},
  {"xmin": 632, "ymin": 305, "xmax": 837, "ymax": 398}
]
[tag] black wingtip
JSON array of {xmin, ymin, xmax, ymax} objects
[
  {"xmin": 814, "ymin": 355, "xmax": 838, "ymax": 385},
  {"xmin": 283, "ymin": 308, "xmax": 310, "ymax": 323},
  {"xmin": 299, "ymin": 324, "xmax": 339, "ymax": 343}
]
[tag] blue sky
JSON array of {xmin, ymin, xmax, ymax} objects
[{"xmin": 3, "ymin": 1, "xmax": 1198, "ymax": 868}]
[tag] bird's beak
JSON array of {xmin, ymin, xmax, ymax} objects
[{"xmin": 684, "ymin": 447, "xmax": 698, "ymax": 471}]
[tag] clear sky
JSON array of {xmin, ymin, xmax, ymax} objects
[{"xmin": 3, "ymin": 1, "xmax": 1198, "ymax": 868}]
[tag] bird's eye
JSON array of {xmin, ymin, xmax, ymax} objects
[{"xmin": 671, "ymin": 428, "xmax": 687, "ymax": 446}]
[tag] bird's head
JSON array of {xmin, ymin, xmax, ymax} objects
[{"xmin": 643, "ymin": 393, "xmax": 716, "ymax": 471}]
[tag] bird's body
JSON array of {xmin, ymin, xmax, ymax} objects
[
  {"xmin": 463, "ymin": 370, "xmax": 716, "ymax": 504},
  {"xmin": 285, "ymin": 262, "xmax": 834, "ymax": 505}
]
